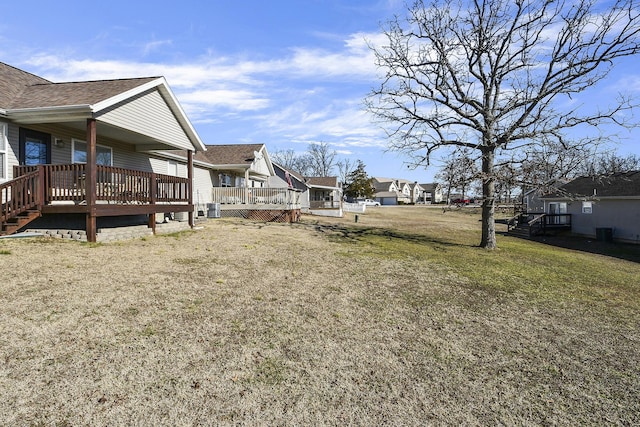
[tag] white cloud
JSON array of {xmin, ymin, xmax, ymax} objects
[
  {"xmin": 141, "ymin": 39, "xmax": 173, "ymax": 56},
  {"xmin": 13, "ymin": 29, "xmax": 390, "ymax": 150},
  {"xmin": 287, "ymin": 32, "xmax": 380, "ymax": 79},
  {"xmin": 179, "ymin": 89, "xmax": 270, "ymax": 111}
]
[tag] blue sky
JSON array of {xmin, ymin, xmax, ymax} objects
[{"xmin": 1, "ymin": 0, "xmax": 639, "ymax": 183}]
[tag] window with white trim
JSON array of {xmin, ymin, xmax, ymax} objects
[
  {"xmin": 219, "ymin": 173, "xmax": 232, "ymax": 187},
  {"xmin": 0, "ymin": 123, "xmax": 7, "ymax": 180},
  {"xmin": 582, "ymin": 201, "xmax": 593, "ymax": 214},
  {"xmin": 168, "ymin": 160, "xmax": 178, "ymax": 176},
  {"xmin": 72, "ymin": 139, "xmax": 112, "ymax": 166}
]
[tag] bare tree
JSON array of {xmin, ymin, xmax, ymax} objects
[
  {"xmin": 336, "ymin": 158, "xmax": 355, "ymax": 186},
  {"xmin": 271, "ymin": 149, "xmax": 313, "ymax": 176},
  {"xmin": 435, "ymin": 148, "xmax": 479, "ymax": 204},
  {"xmin": 579, "ymin": 152, "xmax": 640, "ymax": 176},
  {"xmin": 270, "ymin": 149, "xmax": 299, "ymax": 171},
  {"xmin": 518, "ymin": 141, "xmax": 597, "ymax": 193},
  {"xmin": 307, "ymin": 142, "xmax": 337, "ymax": 177},
  {"xmin": 494, "ymin": 163, "xmax": 519, "ymax": 204},
  {"xmin": 366, "ymin": 0, "xmax": 640, "ymax": 249}
]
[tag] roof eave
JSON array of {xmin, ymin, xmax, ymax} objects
[
  {"xmin": 6, "ymin": 104, "xmax": 93, "ymax": 123},
  {"xmin": 210, "ymin": 163, "xmax": 250, "ymax": 169},
  {"xmin": 310, "ymin": 184, "xmax": 340, "ymax": 190}
]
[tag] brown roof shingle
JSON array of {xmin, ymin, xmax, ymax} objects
[
  {"xmin": 1, "ymin": 62, "xmax": 159, "ymax": 109},
  {"xmin": 198, "ymin": 144, "xmax": 265, "ymax": 165},
  {"xmin": 0, "ymin": 62, "xmax": 50, "ymax": 108},
  {"xmin": 7, "ymin": 77, "xmax": 159, "ymax": 109},
  {"xmin": 307, "ymin": 176, "xmax": 339, "ymax": 187}
]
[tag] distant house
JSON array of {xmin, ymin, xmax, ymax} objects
[
  {"xmin": 396, "ymin": 179, "xmax": 423, "ymax": 203},
  {"xmin": 195, "ymin": 143, "xmax": 274, "ymax": 190},
  {"xmin": 372, "ymin": 177, "xmax": 411, "ymax": 205},
  {"xmin": 396, "ymin": 179, "xmax": 414, "ymax": 201},
  {"xmin": 539, "ymin": 171, "xmax": 640, "ymax": 243},
  {"xmin": 0, "ymin": 62, "xmax": 205, "ymax": 241},
  {"xmin": 419, "ymin": 183, "xmax": 443, "ymax": 204},
  {"xmin": 268, "ymin": 162, "xmax": 308, "ymax": 209},
  {"xmin": 523, "ymin": 188, "xmax": 545, "ymax": 213},
  {"xmin": 188, "ymin": 144, "xmax": 301, "ymax": 221},
  {"xmin": 306, "ymin": 176, "xmax": 343, "ymax": 217},
  {"xmin": 269, "ymin": 163, "xmax": 308, "ymax": 192}
]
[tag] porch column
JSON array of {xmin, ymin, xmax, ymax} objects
[
  {"xmin": 85, "ymin": 118, "xmax": 97, "ymax": 242},
  {"xmin": 244, "ymin": 168, "xmax": 250, "ymax": 204},
  {"xmin": 188, "ymin": 150, "xmax": 194, "ymax": 228}
]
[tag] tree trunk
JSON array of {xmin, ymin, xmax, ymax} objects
[{"xmin": 480, "ymin": 149, "xmax": 497, "ymax": 249}]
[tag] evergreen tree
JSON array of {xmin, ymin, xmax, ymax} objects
[{"xmin": 343, "ymin": 160, "xmax": 375, "ymax": 200}]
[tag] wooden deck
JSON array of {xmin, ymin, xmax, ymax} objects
[
  {"xmin": 2, "ymin": 163, "xmax": 193, "ymax": 240},
  {"xmin": 507, "ymin": 213, "xmax": 572, "ymax": 237},
  {"xmin": 211, "ymin": 187, "xmax": 302, "ymax": 222}
]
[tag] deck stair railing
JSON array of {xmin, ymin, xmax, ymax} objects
[{"xmin": 0, "ymin": 169, "xmax": 42, "ymax": 235}]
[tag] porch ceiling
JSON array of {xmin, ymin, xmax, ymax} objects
[
  {"xmin": 9, "ymin": 113, "xmax": 189, "ymax": 152},
  {"xmin": 85, "ymin": 120, "xmax": 187, "ymax": 151}
]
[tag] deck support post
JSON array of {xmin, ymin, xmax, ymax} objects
[
  {"xmin": 148, "ymin": 214, "xmax": 157, "ymax": 235},
  {"xmin": 37, "ymin": 164, "xmax": 45, "ymax": 209},
  {"xmin": 188, "ymin": 150, "xmax": 194, "ymax": 228},
  {"xmin": 85, "ymin": 118, "xmax": 97, "ymax": 242}
]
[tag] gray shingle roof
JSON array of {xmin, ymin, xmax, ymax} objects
[
  {"xmin": 420, "ymin": 183, "xmax": 440, "ymax": 191},
  {"xmin": 543, "ymin": 171, "xmax": 640, "ymax": 198}
]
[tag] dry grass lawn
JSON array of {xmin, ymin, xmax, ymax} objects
[{"xmin": 0, "ymin": 206, "xmax": 638, "ymax": 425}]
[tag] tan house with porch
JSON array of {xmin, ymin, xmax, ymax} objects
[{"xmin": 0, "ymin": 62, "xmax": 205, "ymax": 242}]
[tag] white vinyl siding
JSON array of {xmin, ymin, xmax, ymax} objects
[
  {"xmin": 97, "ymin": 89, "xmax": 193, "ymax": 151},
  {"xmin": 167, "ymin": 160, "xmax": 178, "ymax": 176},
  {"xmin": 0, "ymin": 122, "xmax": 7, "ymax": 181},
  {"xmin": 193, "ymin": 166, "xmax": 214, "ymax": 206}
]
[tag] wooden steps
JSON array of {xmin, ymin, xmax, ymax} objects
[
  {"xmin": 507, "ymin": 223, "xmax": 532, "ymax": 238},
  {"xmin": 0, "ymin": 209, "xmax": 41, "ymax": 236}
]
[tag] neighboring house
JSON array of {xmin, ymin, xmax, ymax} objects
[
  {"xmin": 268, "ymin": 162, "xmax": 309, "ymax": 210},
  {"xmin": 539, "ymin": 171, "xmax": 640, "ymax": 243},
  {"xmin": 409, "ymin": 182, "xmax": 424, "ymax": 204},
  {"xmin": 196, "ymin": 143, "xmax": 274, "ymax": 189},
  {"xmin": 522, "ymin": 178, "xmax": 572, "ymax": 214},
  {"xmin": 372, "ymin": 177, "xmax": 411, "ymax": 205},
  {"xmin": 396, "ymin": 179, "xmax": 413, "ymax": 201},
  {"xmin": 306, "ymin": 176, "xmax": 343, "ymax": 217},
  {"xmin": 183, "ymin": 144, "xmax": 301, "ymax": 221},
  {"xmin": 0, "ymin": 62, "xmax": 206, "ymax": 242},
  {"xmin": 419, "ymin": 183, "xmax": 443, "ymax": 204},
  {"xmin": 523, "ymin": 188, "xmax": 546, "ymax": 213},
  {"xmin": 267, "ymin": 164, "xmax": 342, "ymax": 217}
]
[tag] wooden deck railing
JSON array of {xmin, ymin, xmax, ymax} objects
[
  {"xmin": 1, "ymin": 170, "xmax": 41, "ymax": 223},
  {"xmin": 528, "ymin": 213, "xmax": 572, "ymax": 236},
  {"xmin": 212, "ymin": 187, "xmax": 301, "ymax": 207},
  {"xmin": 13, "ymin": 164, "xmax": 190, "ymax": 205}
]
